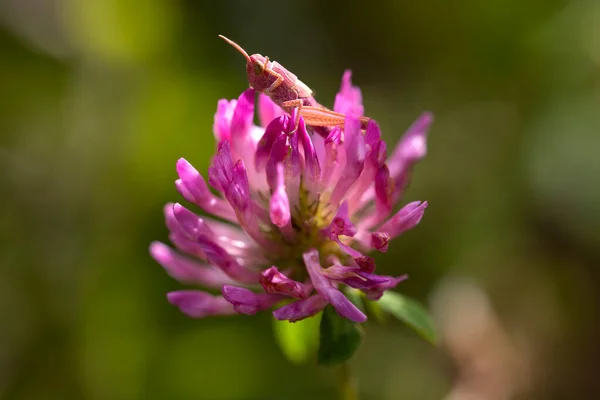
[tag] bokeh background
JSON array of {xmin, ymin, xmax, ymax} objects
[{"xmin": 1, "ymin": 0, "xmax": 599, "ymax": 399}]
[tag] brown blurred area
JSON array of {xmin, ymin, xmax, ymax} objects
[{"xmin": 1, "ymin": 0, "xmax": 600, "ymax": 399}]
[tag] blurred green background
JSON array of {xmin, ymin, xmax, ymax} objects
[{"xmin": 1, "ymin": 0, "xmax": 600, "ymax": 399}]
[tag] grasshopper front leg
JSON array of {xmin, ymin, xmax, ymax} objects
[
  {"xmin": 263, "ymin": 61, "xmax": 284, "ymax": 96},
  {"xmin": 280, "ymin": 99, "xmax": 304, "ymax": 133}
]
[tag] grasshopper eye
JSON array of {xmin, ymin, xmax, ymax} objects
[{"xmin": 253, "ymin": 62, "xmax": 264, "ymax": 75}]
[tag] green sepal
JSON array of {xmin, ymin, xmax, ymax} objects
[
  {"xmin": 365, "ymin": 297, "xmax": 387, "ymax": 323},
  {"xmin": 317, "ymin": 306, "xmax": 363, "ymax": 366}
]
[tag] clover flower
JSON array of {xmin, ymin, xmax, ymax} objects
[{"xmin": 150, "ymin": 71, "xmax": 432, "ymax": 323}]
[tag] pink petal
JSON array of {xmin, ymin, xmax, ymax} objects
[
  {"xmin": 258, "ymin": 93, "xmax": 285, "ymax": 128},
  {"xmin": 175, "ymin": 158, "xmax": 236, "ymax": 222},
  {"xmin": 333, "ymin": 70, "xmax": 364, "ymax": 116},
  {"xmin": 167, "ymin": 290, "xmax": 235, "ymax": 318},
  {"xmin": 255, "ymin": 115, "xmax": 288, "ymax": 172},
  {"xmin": 213, "ymin": 99, "xmax": 237, "ymax": 142},
  {"xmin": 298, "ymin": 117, "xmax": 321, "ymax": 186},
  {"xmin": 387, "ymin": 112, "xmax": 432, "ymax": 201},
  {"xmin": 222, "ymin": 285, "xmax": 284, "ymax": 315},
  {"xmin": 330, "ymin": 114, "xmax": 366, "ymax": 206},
  {"xmin": 321, "ymin": 127, "xmax": 345, "ymax": 190},
  {"xmin": 150, "ymin": 241, "xmax": 236, "ymax": 288},
  {"xmin": 269, "ymin": 164, "xmax": 291, "ymax": 228},
  {"xmin": 363, "ymin": 275, "xmax": 409, "ymax": 300},
  {"xmin": 377, "ymin": 201, "xmax": 428, "ymax": 238},
  {"xmin": 273, "ymin": 294, "xmax": 328, "ymax": 322},
  {"xmin": 260, "ymin": 267, "xmax": 310, "ymax": 298},
  {"xmin": 303, "ymin": 249, "xmax": 366, "ymax": 323},
  {"xmin": 172, "ymin": 203, "xmax": 260, "ymax": 284},
  {"xmin": 371, "ymin": 232, "xmax": 390, "ymax": 252}
]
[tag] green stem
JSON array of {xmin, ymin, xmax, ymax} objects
[{"xmin": 339, "ymin": 363, "xmax": 359, "ymax": 400}]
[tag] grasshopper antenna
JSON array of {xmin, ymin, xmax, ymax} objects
[{"xmin": 218, "ymin": 35, "xmax": 250, "ymax": 62}]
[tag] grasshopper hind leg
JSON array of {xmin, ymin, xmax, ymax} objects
[{"xmin": 280, "ymin": 100, "xmax": 338, "ymax": 138}]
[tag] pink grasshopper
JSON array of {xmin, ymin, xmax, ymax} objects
[{"xmin": 219, "ymin": 35, "xmax": 371, "ymax": 137}]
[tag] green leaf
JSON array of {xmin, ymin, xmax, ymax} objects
[
  {"xmin": 377, "ymin": 291, "xmax": 438, "ymax": 345},
  {"xmin": 273, "ymin": 313, "xmax": 321, "ymax": 365},
  {"xmin": 317, "ymin": 306, "xmax": 363, "ymax": 366}
]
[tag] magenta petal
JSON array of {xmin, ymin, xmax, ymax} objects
[
  {"xmin": 163, "ymin": 204, "xmax": 206, "ymax": 258},
  {"xmin": 285, "ymin": 129, "xmax": 302, "ymax": 203},
  {"xmin": 231, "ymin": 160, "xmax": 252, "ymax": 211},
  {"xmin": 354, "ymin": 256, "xmax": 376, "ymax": 273},
  {"xmin": 364, "ymin": 275, "xmax": 409, "ymax": 300},
  {"xmin": 167, "ymin": 290, "xmax": 235, "ymax": 318},
  {"xmin": 303, "ymin": 249, "xmax": 367, "ymax": 323},
  {"xmin": 213, "ymin": 99, "xmax": 237, "ymax": 142},
  {"xmin": 265, "ymin": 138, "xmax": 292, "ymax": 228},
  {"xmin": 327, "ymin": 290, "xmax": 367, "ymax": 323},
  {"xmin": 388, "ymin": 112, "xmax": 432, "ymax": 172},
  {"xmin": 258, "ymin": 93, "xmax": 285, "ymax": 128},
  {"xmin": 375, "ymin": 165, "xmax": 394, "ymax": 217},
  {"xmin": 388, "ymin": 112, "xmax": 432, "ymax": 200},
  {"xmin": 335, "ymin": 239, "xmax": 363, "ymax": 259},
  {"xmin": 322, "ymin": 202, "xmax": 357, "ymax": 239},
  {"xmin": 333, "ymin": 70, "xmax": 364, "ymax": 116},
  {"xmin": 344, "ymin": 119, "xmax": 385, "ymax": 211},
  {"xmin": 322, "ymin": 203, "xmax": 375, "ymax": 268},
  {"xmin": 322, "ymin": 265, "xmax": 389, "ymax": 289},
  {"xmin": 330, "ymin": 114, "xmax": 365, "ymax": 206},
  {"xmin": 171, "ymin": 203, "xmax": 209, "ymax": 237},
  {"xmin": 269, "ymin": 183, "xmax": 291, "ymax": 227},
  {"xmin": 209, "ymin": 141, "xmax": 268, "ymax": 246},
  {"xmin": 255, "ymin": 116, "xmax": 287, "ymax": 172},
  {"xmin": 260, "ymin": 267, "xmax": 310, "ymax": 298},
  {"xmin": 364, "ymin": 120, "xmax": 384, "ymax": 164},
  {"xmin": 149, "ymin": 242, "xmax": 235, "ymax": 288},
  {"xmin": 168, "ymin": 231, "xmax": 206, "ymax": 259},
  {"xmin": 265, "ymin": 134, "xmax": 290, "ymax": 186},
  {"xmin": 230, "ymin": 88, "xmax": 255, "ymax": 142},
  {"xmin": 172, "ymin": 203, "xmax": 260, "ymax": 284},
  {"xmin": 163, "ymin": 202, "xmax": 181, "ymax": 232},
  {"xmin": 222, "ymin": 285, "xmax": 284, "ymax": 315},
  {"xmin": 175, "ymin": 158, "xmax": 236, "ymax": 222},
  {"xmin": 298, "ymin": 117, "xmax": 321, "ymax": 184},
  {"xmin": 210, "ymin": 142, "xmax": 251, "ymax": 212},
  {"xmin": 175, "ymin": 158, "xmax": 211, "ymax": 200},
  {"xmin": 377, "ymin": 201, "xmax": 428, "ymax": 238},
  {"xmin": 321, "ymin": 127, "xmax": 344, "ymax": 189},
  {"xmin": 371, "ymin": 232, "xmax": 390, "ymax": 252},
  {"xmin": 273, "ymin": 295, "xmax": 328, "ymax": 322}
]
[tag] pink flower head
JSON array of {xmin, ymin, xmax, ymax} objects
[{"xmin": 151, "ymin": 74, "xmax": 432, "ymax": 323}]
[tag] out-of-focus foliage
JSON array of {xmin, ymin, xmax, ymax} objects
[{"xmin": 1, "ymin": 0, "xmax": 599, "ymax": 399}]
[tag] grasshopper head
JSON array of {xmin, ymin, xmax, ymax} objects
[
  {"xmin": 246, "ymin": 54, "xmax": 271, "ymax": 92},
  {"xmin": 219, "ymin": 35, "xmax": 272, "ymax": 92}
]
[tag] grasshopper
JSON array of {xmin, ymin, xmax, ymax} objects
[{"xmin": 219, "ymin": 35, "xmax": 371, "ymax": 137}]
